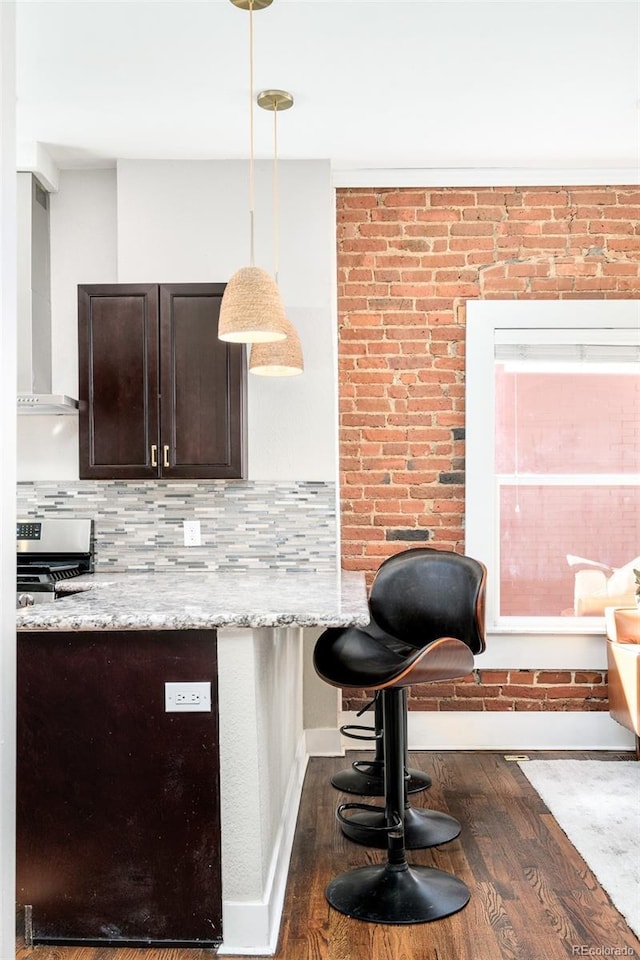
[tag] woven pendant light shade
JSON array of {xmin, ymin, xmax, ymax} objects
[
  {"xmin": 218, "ymin": 266, "xmax": 289, "ymax": 343},
  {"xmin": 249, "ymin": 320, "xmax": 303, "ymax": 376}
]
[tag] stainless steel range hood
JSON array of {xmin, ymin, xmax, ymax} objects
[
  {"xmin": 17, "ymin": 173, "xmax": 78, "ymax": 415},
  {"xmin": 17, "ymin": 393, "xmax": 78, "ymax": 414}
]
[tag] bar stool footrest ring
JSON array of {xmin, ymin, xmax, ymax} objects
[
  {"xmin": 336, "ymin": 802, "xmax": 401, "ymax": 833},
  {"xmin": 339, "ymin": 723, "xmax": 381, "ymax": 742}
]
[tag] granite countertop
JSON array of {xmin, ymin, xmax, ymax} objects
[{"xmin": 16, "ymin": 569, "xmax": 369, "ymax": 632}]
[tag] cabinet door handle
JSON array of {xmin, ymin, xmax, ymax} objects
[
  {"xmin": 151, "ymin": 444, "xmax": 158, "ymax": 467},
  {"xmin": 163, "ymin": 445, "xmax": 170, "ymax": 468}
]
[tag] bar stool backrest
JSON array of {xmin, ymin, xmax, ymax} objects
[{"xmin": 369, "ymin": 547, "xmax": 487, "ymax": 655}]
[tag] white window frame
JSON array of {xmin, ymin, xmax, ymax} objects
[{"xmin": 466, "ymin": 299, "xmax": 640, "ymax": 638}]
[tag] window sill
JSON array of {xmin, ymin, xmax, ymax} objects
[
  {"xmin": 489, "ymin": 616, "xmax": 606, "ymax": 637},
  {"xmin": 478, "ymin": 622, "xmax": 608, "ymax": 670}
]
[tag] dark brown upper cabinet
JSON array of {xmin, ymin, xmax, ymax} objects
[{"xmin": 78, "ymin": 283, "xmax": 246, "ymax": 479}]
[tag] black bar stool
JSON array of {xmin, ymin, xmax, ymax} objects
[{"xmin": 314, "ymin": 547, "xmax": 486, "ymax": 924}]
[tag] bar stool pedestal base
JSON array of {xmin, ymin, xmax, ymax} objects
[{"xmin": 326, "ymin": 861, "xmax": 470, "ymax": 924}]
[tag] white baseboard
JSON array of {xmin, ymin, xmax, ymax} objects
[
  {"xmin": 341, "ymin": 710, "xmax": 636, "ymax": 751},
  {"xmin": 217, "ymin": 737, "xmax": 309, "ymax": 956}
]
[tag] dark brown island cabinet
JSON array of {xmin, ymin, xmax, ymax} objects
[
  {"xmin": 78, "ymin": 283, "xmax": 246, "ymax": 479},
  {"xmin": 17, "ymin": 630, "xmax": 222, "ymax": 948}
]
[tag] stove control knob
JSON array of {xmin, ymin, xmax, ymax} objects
[{"xmin": 17, "ymin": 594, "xmax": 35, "ymax": 608}]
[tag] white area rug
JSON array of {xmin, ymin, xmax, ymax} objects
[{"xmin": 518, "ymin": 759, "xmax": 640, "ymax": 937}]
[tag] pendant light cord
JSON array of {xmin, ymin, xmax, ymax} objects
[
  {"xmin": 248, "ymin": 0, "xmax": 255, "ymax": 266},
  {"xmin": 272, "ymin": 102, "xmax": 279, "ymax": 283}
]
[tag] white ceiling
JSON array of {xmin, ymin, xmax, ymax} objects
[{"xmin": 15, "ymin": 0, "xmax": 640, "ymax": 178}]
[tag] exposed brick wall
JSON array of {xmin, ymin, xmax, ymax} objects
[
  {"xmin": 342, "ymin": 670, "xmax": 609, "ymax": 714},
  {"xmin": 336, "ymin": 184, "xmax": 639, "ymax": 712}
]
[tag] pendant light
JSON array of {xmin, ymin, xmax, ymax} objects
[
  {"xmin": 218, "ymin": 0, "xmax": 288, "ymax": 344},
  {"xmin": 249, "ymin": 89, "xmax": 304, "ymax": 376}
]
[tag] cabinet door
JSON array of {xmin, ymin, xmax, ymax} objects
[
  {"xmin": 78, "ymin": 284, "xmax": 160, "ymax": 479},
  {"xmin": 159, "ymin": 283, "xmax": 247, "ymax": 479},
  {"xmin": 17, "ymin": 630, "xmax": 222, "ymax": 947}
]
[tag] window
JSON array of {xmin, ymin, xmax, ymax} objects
[{"xmin": 466, "ymin": 300, "xmax": 640, "ymax": 632}]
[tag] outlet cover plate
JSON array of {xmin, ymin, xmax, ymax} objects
[
  {"xmin": 165, "ymin": 681, "xmax": 212, "ymax": 712},
  {"xmin": 183, "ymin": 520, "xmax": 201, "ymax": 547}
]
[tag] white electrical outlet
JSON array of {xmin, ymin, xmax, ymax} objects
[
  {"xmin": 165, "ymin": 681, "xmax": 212, "ymax": 713},
  {"xmin": 183, "ymin": 520, "xmax": 201, "ymax": 547}
]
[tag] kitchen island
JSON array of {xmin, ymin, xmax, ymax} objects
[{"xmin": 17, "ymin": 569, "xmax": 368, "ymax": 955}]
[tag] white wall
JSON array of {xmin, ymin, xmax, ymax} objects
[
  {"xmin": 0, "ymin": 4, "xmax": 17, "ymax": 957},
  {"xmin": 18, "ymin": 159, "xmax": 338, "ymax": 483},
  {"xmin": 51, "ymin": 168, "xmax": 118, "ymax": 396}
]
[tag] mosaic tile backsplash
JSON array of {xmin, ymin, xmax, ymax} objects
[{"xmin": 17, "ymin": 481, "xmax": 338, "ymax": 572}]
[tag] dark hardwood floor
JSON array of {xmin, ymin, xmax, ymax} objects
[{"xmin": 16, "ymin": 751, "xmax": 640, "ymax": 960}]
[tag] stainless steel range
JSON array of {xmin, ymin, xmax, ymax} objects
[{"xmin": 17, "ymin": 518, "xmax": 94, "ymax": 607}]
